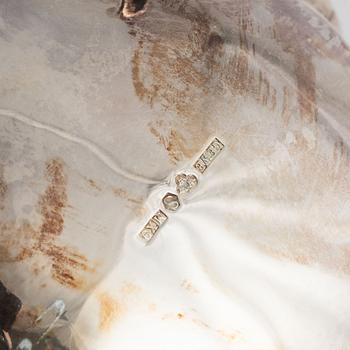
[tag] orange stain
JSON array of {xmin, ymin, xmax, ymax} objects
[{"xmin": 98, "ymin": 292, "xmax": 120, "ymax": 331}]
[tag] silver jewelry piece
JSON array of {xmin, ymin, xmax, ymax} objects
[
  {"xmin": 139, "ymin": 210, "xmax": 168, "ymax": 243},
  {"xmin": 193, "ymin": 137, "xmax": 224, "ymax": 173}
]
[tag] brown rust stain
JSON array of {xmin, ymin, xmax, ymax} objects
[
  {"xmin": 191, "ymin": 318, "xmax": 210, "ymax": 329},
  {"xmin": 162, "ymin": 309, "xmax": 242, "ymax": 343},
  {"xmin": 113, "ymin": 189, "xmax": 145, "ymax": 217},
  {"xmin": 0, "ymin": 222, "xmax": 36, "ymax": 263},
  {"xmin": 131, "ymin": 0, "xmax": 277, "ymax": 131},
  {"xmin": 165, "ymin": 310, "xmax": 242, "ymax": 343},
  {"xmin": 126, "ymin": 0, "xmax": 291, "ymax": 163},
  {"xmin": 181, "ymin": 280, "xmax": 199, "ymax": 294},
  {"xmin": 269, "ymin": 0, "xmax": 320, "ymax": 123},
  {"xmin": 125, "ymin": 0, "xmax": 350, "ymax": 141},
  {"xmin": 113, "ymin": 187, "xmax": 145, "ymax": 217},
  {"xmin": 35, "ymin": 159, "xmax": 93, "ymax": 289},
  {"xmin": 96, "ymin": 283, "xmax": 142, "ymax": 331},
  {"xmin": 255, "ymin": 226, "xmax": 350, "ymax": 274},
  {"xmin": 121, "ymin": 0, "xmax": 350, "ymax": 275},
  {"xmin": 149, "ymin": 123, "xmax": 193, "ymax": 164},
  {"xmin": 124, "ymin": 0, "xmax": 350, "ymax": 144},
  {"xmin": 217, "ymin": 330, "xmax": 240, "ymax": 343},
  {"xmin": 225, "ymin": 1, "xmax": 278, "ymax": 110},
  {"xmin": 86, "ymin": 178, "xmax": 102, "ymax": 192},
  {"xmin": 38, "ymin": 159, "xmax": 67, "ymax": 237},
  {"xmin": 41, "ymin": 244, "xmax": 94, "ymax": 290},
  {"xmin": 268, "ymin": 0, "xmax": 350, "ymax": 122},
  {"xmin": 177, "ymin": 312, "xmax": 185, "ymax": 319},
  {"xmin": 131, "ymin": 41, "xmax": 147, "ymax": 102},
  {"xmin": 148, "ymin": 303, "xmax": 157, "ymax": 312},
  {"xmin": 282, "ymin": 86, "xmax": 292, "ymax": 126},
  {"xmin": 113, "ymin": 187, "xmax": 143, "ymax": 205},
  {"xmin": 228, "ymin": 50, "xmax": 251, "ymax": 96},
  {"xmin": 117, "ymin": 0, "xmax": 350, "ymax": 275},
  {"xmin": 0, "ymin": 166, "xmax": 7, "ymax": 210},
  {"xmin": 192, "ymin": 317, "xmax": 242, "ymax": 343},
  {"xmin": 98, "ymin": 292, "xmax": 120, "ymax": 331},
  {"xmin": 31, "ymin": 263, "xmax": 41, "ymax": 276},
  {"xmin": 120, "ymin": 282, "xmax": 142, "ymax": 295},
  {"xmin": 227, "ymin": 130, "xmax": 350, "ymax": 274},
  {"xmin": 270, "ymin": 0, "xmax": 350, "ymax": 64},
  {"xmin": 14, "ymin": 306, "xmax": 41, "ymax": 329},
  {"xmin": 0, "ymin": 158, "xmax": 94, "ymax": 290},
  {"xmin": 226, "ymin": 52, "xmax": 277, "ymax": 110},
  {"xmin": 305, "ymin": 0, "xmax": 337, "ymax": 25},
  {"xmin": 84, "ymin": 177, "xmax": 143, "ymax": 212},
  {"xmin": 295, "ymin": 54, "xmax": 317, "ymax": 123},
  {"xmin": 128, "ymin": 2, "xmax": 221, "ymax": 163}
]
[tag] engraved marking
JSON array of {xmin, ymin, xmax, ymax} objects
[
  {"xmin": 162, "ymin": 192, "xmax": 180, "ymax": 212},
  {"xmin": 193, "ymin": 138, "xmax": 224, "ymax": 173},
  {"xmin": 139, "ymin": 210, "xmax": 168, "ymax": 243},
  {"xmin": 139, "ymin": 137, "xmax": 224, "ymax": 244},
  {"xmin": 175, "ymin": 173, "xmax": 198, "ymax": 194}
]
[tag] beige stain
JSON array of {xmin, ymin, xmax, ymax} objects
[
  {"xmin": 148, "ymin": 303, "xmax": 157, "ymax": 312},
  {"xmin": 120, "ymin": 282, "xmax": 142, "ymax": 295},
  {"xmin": 98, "ymin": 292, "xmax": 120, "ymax": 331},
  {"xmin": 95, "ymin": 280, "xmax": 242, "ymax": 344},
  {"xmin": 181, "ymin": 280, "xmax": 199, "ymax": 294},
  {"xmin": 97, "ymin": 282, "xmax": 142, "ymax": 331},
  {"xmin": 162, "ymin": 309, "xmax": 242, "ymax": 344}
]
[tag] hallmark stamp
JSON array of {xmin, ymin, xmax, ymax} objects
[
  {"xmin": 175, "ymin": 173, "xmax": 198, "ymax": 194},
  {"xmin": 139, "ymin": 210, "xmax": 168, "ymax": 243},
  {"xmin": 193, "ymin": 137, "xmax": 224, "ymax": 173},
  {"xmin": 139, "ymin": 137, "xmax": 224, "ymax": 245},
  {"xmin": 162, "ymin": 192, "xmax": 181, "ymax": 212}
]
